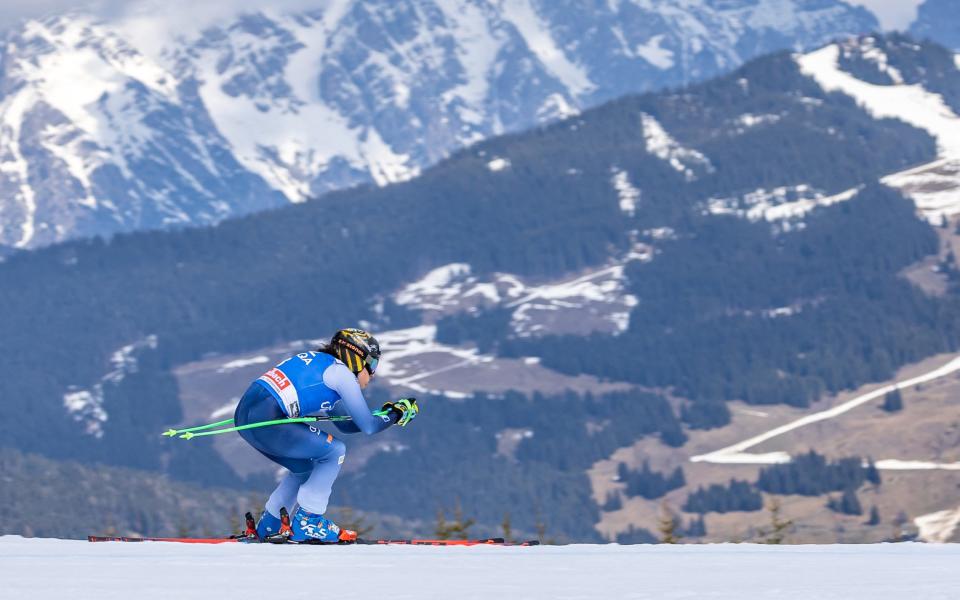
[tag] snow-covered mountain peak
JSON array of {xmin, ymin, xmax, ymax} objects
[{"xmin": 0, "ymin": 0, "xmax": 880, "ymax": 249}]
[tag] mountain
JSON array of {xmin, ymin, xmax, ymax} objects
[
  {"xmin": 3, "ymin": 33, "xmax": 960, "ymax": 541},
  {"xmin": 910, "ymin": 0, "xmax": 960, "ymax": 51},
  {"xmin": 0, "ymin": 0, "xmax": 879, "ymax": 249}
]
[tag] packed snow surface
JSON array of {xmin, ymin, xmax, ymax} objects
[{"xmin": 4, "ymin": 537, "xmax": 960, "ymax": 600}]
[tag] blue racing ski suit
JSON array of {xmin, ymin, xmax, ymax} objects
[{"xmin": 234, "ymin": 351, "xmax": 393, "ymax": 517}]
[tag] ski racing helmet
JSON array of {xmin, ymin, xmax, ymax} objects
[{"xmin": 330, "ymin": 328, "xmax": 381, "ymax": 376}]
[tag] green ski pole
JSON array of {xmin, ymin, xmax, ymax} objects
[
  {"xmin": 169, "ymin": 410, "xmax": 392, "ymax": 440},
  {"xmin": 162, "ymin": 418, "xmax": 234, "ymax": 438}
]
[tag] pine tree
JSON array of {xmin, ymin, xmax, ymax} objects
[
  {"xmin": 175, "ymin": 510, "xmax": 192, "ymax": 539},
  {"xmin": 758, "ymin": 498, "xmax": 793, "ymax": 544},
  {"xmin": 501, "ymin": 512, "xmax": 513, "ymax": 543},
  {"xmin": 435, "ymin": 499, "xmax": 475, "ymax": 540},
  {"xmin": 601, "ymin": 491, "xmax": 623, "ymax": 511},
  {"xmin": 228, "ymin": 507, "xmax": 243, "ymax": 537},
  {"xmin": 329, "ymin": 505, "xmax": 374, "ymax": 538},
  {"xmin": 865, "ymin": 459, "xmax": 881, "ymax": 486},
  {"xmin": 827, "ymin": 488, "xmax": 863, "ymax": 515},
  {"xmin": 685, "ymin": 515, "xmax": 707, "ymax": 538},
  {"xmin": 866, "ymin": 505, "xmax": 880, "ymax": 526},
  {"xmin": 435, "ymin": 508, "xmax": 448, "ymax": 540},
  {"xmin": 882, "ymin": 389, "xmax": 903, "ymax": 412},
  {"xmin": 657, "ymin": 501, "xmax": 682, "ymax": 544}
]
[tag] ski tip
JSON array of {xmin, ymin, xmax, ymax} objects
[
  {"xmin": 180, "ymin": 432, "xmax": 195, "ymax": 440},
  {"xmin": 162, "ymin": 429, "xmax": 178, "ymax": 437}
]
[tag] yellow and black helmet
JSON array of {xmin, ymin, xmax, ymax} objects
[{"xmin": 330, "ymin": 328, "xmax": 381, "ymax": 375}]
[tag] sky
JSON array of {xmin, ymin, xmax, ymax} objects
[
  {"xmin": 845, "ymin": 0, "xmax": 926, "ymax": 31},
  {"xmin": 0, "ymin": 0, "xmax": 932, "ymax": 33}
]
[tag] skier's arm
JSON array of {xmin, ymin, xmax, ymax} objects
[
  {"xmin": 323, "ymin": 364, "xmax": 392, "ymax": 435},
  {"xmin": 331, "ymin": 420, "xmax": 361, "ymax": 434}
]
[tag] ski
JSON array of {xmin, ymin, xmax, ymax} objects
[
  {"xmin": 87, "ymin": 535, "xmax": 539, "ymax": 546},
  {"xmin": 360, "ymin": 538, "xmax": 540, "ymax": 546},
  {"xmin": 87, "ymin": 535, "xmax": 240, "ymax": 544}
]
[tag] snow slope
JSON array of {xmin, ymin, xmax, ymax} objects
[
  {"xmin": 797, "ymin": 42, "xmax": 960, "ymax": 223},
  {"xmin": 3, "ymin": 536, "xmax": 959, "ymax": 600},
  {"xmin": 691, "ymin": 355, "xmax": 960, "ymax": 468}
]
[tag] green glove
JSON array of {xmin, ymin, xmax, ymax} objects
[{"xmin": 382, "ymin": 398, "xmax": 419, "ymax": 426}]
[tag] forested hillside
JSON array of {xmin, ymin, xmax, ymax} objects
[{"xmin": 1, "ymin": 35, "xmax": 958, "ymax": 540}]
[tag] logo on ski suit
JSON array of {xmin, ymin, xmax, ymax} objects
[
  {"xmin": 258, "ymin": 367, "xmax": 302, "ymax": 417},
  {"xmin": 299, "ymin": 519, "xmax": 340, "ymax": 540}
]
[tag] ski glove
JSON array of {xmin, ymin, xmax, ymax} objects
[{"xmin": 382, "ymin": 398, "xmax": 419, "ymax": 427}]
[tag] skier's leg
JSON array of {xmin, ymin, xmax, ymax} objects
[
  {"xmin": 288, "ymin": 436, "xmax": 353, "ymax": 542},
  {"xmin": 253, "ymin": 468, "xmax": 309, "ymax": 538},
  {"xmin": 235, "ymin": 385, "xmax": 345, "ymax": 538},
  {"xmin": 296, "ymin": 436, "xmax": 346, "ymax": 515},
  {"xmin": 264, "ymin": 470, "xmax": 310, "ymax": 517}
]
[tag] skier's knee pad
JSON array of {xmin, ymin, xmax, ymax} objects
[{"xmin": 329, "ymin": 438, "xmax": 346, "ymax": 464}]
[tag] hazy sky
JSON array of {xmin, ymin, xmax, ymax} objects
[
  {"xmin": 846, "ymin": 0, "xmax": 925, "ymax": 31},
  {"xmin": 0, "ymin": 0, "xmax": 931, "ymax": 33}
]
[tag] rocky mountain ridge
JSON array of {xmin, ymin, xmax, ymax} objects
[{"xmin": 0, "ymin": 0, "xmax": 880, "ymax": 249}]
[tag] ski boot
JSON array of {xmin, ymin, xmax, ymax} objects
[
  {"xmin": 260, "ymin": 507, "xmax": 294, "ymax": 543},
  {"xmin": 254, "ymin": 509, "xmax": 284, "ymax": 541},
  {"xmin": 290, "ymin": 506, "xmax": 357, "ymax": 544}
]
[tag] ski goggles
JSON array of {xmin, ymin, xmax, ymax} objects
[{"xmin": 365, "ymin": 355, "xmax": 379, "ymax": 375}]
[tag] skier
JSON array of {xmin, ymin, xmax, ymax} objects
[{"xmin": 233, "ymin": 328, "xmax": 418, "ymax": 543}]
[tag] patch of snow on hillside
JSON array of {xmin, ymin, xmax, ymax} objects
[
  {"xmin": 644, "ymin": 227, "xmax": 676, "ymax": 240},
  {"xmin": 610, "ymin": 168, "xmax": 640, "ymax": 216},
  {"xmin": 736, "ymin": 113, "xmax": 781, "ymax": 128},
  {"xmin": 487, "ymin": 157, "xmax": 511, "ymax": 172},
  {"xmin": 640, "ymin": 113, "xmax": 713, "ymax": 181},
  {"xmin": 706, "ymin": 185, "xmax": 859, "ymax": 223},
  {"xmin": 693, "ymin": 355, "xmax": 960, "ymax": 467},
  {"xmin": 857, "ymin": 39, "xmax": 903, "ymax": 84},
  {"xmin": 506, "ymin": 265, "xmax": 637, "ymax": 336},
  {"xmin": 105, "ymin": 336, "xmax": 158, "ymax": 383},
  {"xmin": 375, "ymin": 325, "xmax": 492, "ymax": 396},
  {"xmin": 217, "ymin": 355, "xmax": 270, "ymax": 372},
  {"xmin": 536, "ymin": 93, "xmax": 579, "ymax": 122},
  {"xmin": 210, "ymin": 399, "xmax": 240, "ymax": 419},
  {"xmin": 360, "ymin": 128, "xmax": 419, "ymax": 186},
  {"xmin": 395, "ymin": 263, "xmax": 476, "ymax": 311},
  {"xmin": 915, "ymin": 506, "xmax": 960, "ymax": 543},
  {"xmin": 874, "ymin": 459, "xmax": 960, "ymax": 470},
  {"xmin": 798, "ymin": 44, "xmax": 960, "ymax": 222},
  {"xmin": 62, "ymin": 390, "xmax": 108, "ymax": 438},
  {"xmin": 395, "ymin": 257, "xmax": 642, "ymax": 337},
  {"xmin": 62, "ymin": 335, "xmax": 158, "ymax": 438},
  {"xmin": 500, "ymin": 0, "xmax": 595, "ymax": 97},
  {"xmin": 635, "ymin": 34, "xmax": 674, "ymax": 69},
  {"xmin": 882, "ymin": 159, "xmax": 960, "ymax": 222}
]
